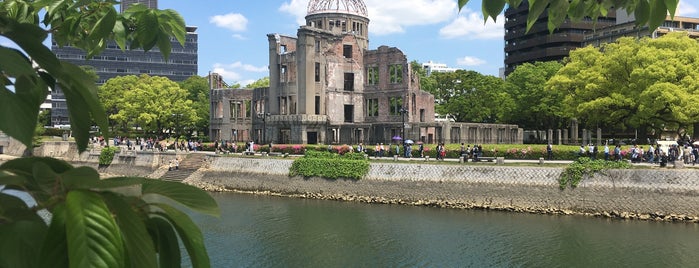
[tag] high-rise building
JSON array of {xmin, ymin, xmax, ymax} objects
[
  {"xmin": 503, "ymin": 1, "xmax": 616, "ymax": 76},
  {"xmin": 51, "ymin": 0, "xmax": 198, "ymax": 126},
  {"xmin": 120, "ymin": 0, "xmax": 157, "ymax": 11},
  {"xmin": 583, "ymin": 15, "xmax": 699, "ymax": 47}
]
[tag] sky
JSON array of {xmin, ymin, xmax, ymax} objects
[
  {"xmin": 1, "ymin": 0, "xmax": 697, "ymax": 87},
  {"xmin": 158, "ymin": 0, "xmax": 508, "ymax": 86}
]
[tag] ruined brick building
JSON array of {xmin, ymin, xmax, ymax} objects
[{"xmin": 212, "ymin": 0, "xmax": 522, "ymax": 145}]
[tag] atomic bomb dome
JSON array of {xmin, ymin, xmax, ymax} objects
[{"xmin": 307, "ymin": 0, "xmax": 368, "ymax": 18}]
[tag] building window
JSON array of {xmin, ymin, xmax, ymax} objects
[
  {"xmin": 315, "ymin": 62, "xmax": 320, "ymax": 82},
  {"xmin": 344, "ymin": 105, "xmax": 354, "ymax": 123},
  {"xmin": 280, "ymin": 44, "xmax": 287, "ymax": 54},
  {"xmin": 343, "ymin": 45, "xmax": 352, "ymax": 58},
  {"xmin": 315, "ymin": 96, "xmax": 320, "ymax": 115},
  {"xmin": 366, "ymin": 98, "xmax": 378, "ymax": 117},
  {"xmin": 389, "ymin": 97, "xmax": 403, "ymax": 116},
  {"xmin": 230, "ymin": 101, "xmax": 241, "ymax": 119},
  {"xmin": 315, "ymin": 40, "xmax": 320, "ymax": 52},
  {"xmin": 367, "ymin": 66, "xmax": 378, "ymax": 85},
  {"xmin": 420, "ymin": 109, "xmax": 425, "ymax": 122},
  {"xmin": 389, "ymin": 64, "xmax": 403, "ymax": 84},
  {"xmin": 344, "ymin": 73, "xmax": 354, "ymax": 91},
  {"xmin": 280, "ymin": 65, "xmax": 287, "ymax": 82}
]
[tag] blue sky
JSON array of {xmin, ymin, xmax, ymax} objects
[
  {"xmin": 160, "ymin": 0, "xmax": 508, "ymax": 86},
  {"xmin": 2, "ymin": 0, "xmax": 697, "ymax": 86}
]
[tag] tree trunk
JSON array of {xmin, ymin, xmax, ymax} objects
[{"xmin": 693, "ymin": 122, "xmax": 699, "ymax": 140}]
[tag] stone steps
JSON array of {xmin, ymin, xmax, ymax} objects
[{"xmin": 160, "ymin": 153, "xmax": 207, "ymax": 182}]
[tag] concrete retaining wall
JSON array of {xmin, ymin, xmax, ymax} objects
[{"xmin": 198, "ymin": 156, "xmax": 699, "ymax": 218}]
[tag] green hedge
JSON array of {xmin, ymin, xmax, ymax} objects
[
  {"xmin": 99, "ymin": 146, "xmax": 119, "ymax": 165},
  {"xmin": 559, "ymin": 157, "xmax": 631, "ymax": 189},
  {"xmin": 288, "ymin": 150, "xmax": 369, "ymax": 179}
]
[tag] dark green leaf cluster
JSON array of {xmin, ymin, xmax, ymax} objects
[
  {"xmin": 289, "ymin": 151, "xmax": 370, "ymax": 179},
  {"xmin": 98, "ymin": 146, "xmax": 118, "ymax": 166},
  {"xmin": 464, "ymin": 0, "xmax": 680, "ymax": 34},
  {"xmin": 559, "ymin": 157, "xmax": 631, "ymax": 189},
  {"xmin": 0, "ymin": 157, "xmax": 220, "ymax": 267}
]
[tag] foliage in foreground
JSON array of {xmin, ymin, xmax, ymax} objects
[
  {"xmin": 0, "ymin": 157, "xmax": 220, "ymax": 268},
  {"xmin": 289, "ymin": 151, "xmax": 369, "ymax": 179},
  {"xmin": 0, "ymin": 1, "xmax": 220, "ymax": 267},
  {"xmin": 559, "ymin": 157, "xmax": 631, "ymax": 189}
]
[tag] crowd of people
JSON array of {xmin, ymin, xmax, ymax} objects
[
  {"xmin": 92, "ymin": 136, "xmax": 204, "ymax": 152},
  {"xmin": 579, "ymin": 142, "xmax": 699, "ymax": 166}
]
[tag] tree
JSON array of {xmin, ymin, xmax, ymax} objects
[
  {"xmin": 546, "ymin": 33, "xmax": 699, "ymax": 139},
  {"xmin": 245, "ymin": 76, "xmax": 270, "ymax": 88},
  {"xmin": 465, "ymin": 0, "xmax": 680, "ymax": 34},
  {"xmin": 101, "ymin": 75, "xmax": 199, "ymax": 136},
  {"xmin": 180, "ymin": 76, "xmax": 211, "ymax": 136},
  {"xmin": 504, "ymin": 61, "xmax": 565, "ymax": 130},
  {"xmin": 0, "ymin": 1, "xmax": 218, "ymax": 267},
  {"xmin": 432, "ymin": 70, "xmax": 512, "ymax": 123}
]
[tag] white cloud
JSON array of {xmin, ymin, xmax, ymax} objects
[
  {"xmin": 439, "ymin": 8, "xmax": 504, "ymax": 40},
  {"xmin": 279, "ymin": 0, "xmax": 458, "ymax": 36},
  {"xmin": 676, "ymin": 1, "xmax": 698, "ymax": 16},
  {"xmin": 456, "ymin": 56, "xmax": 486, "ymax": 66},
  {"xmin": 210, "ymin": 13, "xmax": 248, "ymax": 32},
  {"xmin": 212, "ymin": 62, "xmax": 268, "ymax": 83}
]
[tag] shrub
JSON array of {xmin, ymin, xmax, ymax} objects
[
  {"xmin": 99, "ymin": 146, "xmax": 119, "ymax": 166},
  {"xmin": 559, "ymin": 157, "xmax": 632, "ymax": 189},
  {"xmin": 289, "ymin": 150, "xmax": 370, "ymax": 179}
]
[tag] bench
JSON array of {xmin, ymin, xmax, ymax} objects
[
  {"xmin": 473, "ymin": 157, "xmax": 496, "ymax": 162},
  {"xmin": 269, "ymin": 152, "xmax": 282, "ymax": 157},
  {"xmin": 244, "ymin": 151, "xmax": 255, "ymax": 156}
]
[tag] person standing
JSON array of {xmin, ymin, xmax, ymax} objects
[
  {"xmin": 418, "ymin": 143, "xmax": 424, "ymax": 158},
  {"xmin": 547, "ymin": 143, "xmax": 553, "ymax": 160},
  {"xmin": 604, "ymin": 143, "xmax": 610, "ymax": 161}
]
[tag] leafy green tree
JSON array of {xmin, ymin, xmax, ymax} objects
[
  {"xmin": 101, "ymin": 75, "xmax": 199, "ymax": 136},
  {"xmin": 432, "ymin": 70, "xmax": 512, "ymax": 123},
  {"xmin": 180, "ymin": 76, "xmax": 211, "ymax": 136},
  {"xmin": 245, "ymin": 76, "xmax": 270, "ymax": 88},
  {"xmin": 0, "ymin": 1, "xmax": 218, "ymax": 267},
  {"xmin": 547, "ymin": 33, "xmax": 699, "ymax": 139},
  {"xmin": 504, "ymin": 61, "xmax": 565, "ymax": 130},
  {"xmin": 465, "ymin": 0, "xmax": 680, "ymax": 34}
]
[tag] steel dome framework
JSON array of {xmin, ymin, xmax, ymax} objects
[{"xmin": 307, "ymin": 0, "xmax": 368, "ymax": 17}]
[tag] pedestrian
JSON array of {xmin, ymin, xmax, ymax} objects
[
  {"xmin": 546, "ymin": 143, "xmax": 553, "ymax": 160},
  {"xmin": 604, "ymin": 143, "xmax": 610, "ymax": 161},
  {"xmin": 418, "ymin": 143, "xmax": 424, "ymax": 158}
]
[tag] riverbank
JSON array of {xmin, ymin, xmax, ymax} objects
[{"xmin": 6, "ymin": 141, "xmax": 699, "ymax": 223}]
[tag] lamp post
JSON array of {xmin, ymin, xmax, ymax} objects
[
  {"xmin": 171, "ymin": 113, "xmax": 182, "ymax": 151},
  {"xmin": 258, "ymin": 112, "xmax": 270, "ymax": 144},
  {"xmin": 399, "ymin": 107, "xmax": 408, "ymax": 144}
]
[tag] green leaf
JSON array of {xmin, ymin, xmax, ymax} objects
[
  {"xmin": 156, "ymin": 31, "xmax": 172, "ymax": 60},
  {"xmin": 0, "ymin": 220, "xmax": 48, "ymax": 268},
  {"xmin": 547, "ymin": 0, "xmax": 570, "ymax": 33},
  {"xmin": 0, "ymin": 80, "xmax": 42, "ymax": 148},
  {"xmin": 634, "ymin": 0, "xmax": 651, "ymax": 27},
  {"xmin": 161, "ymin": 9, "xmax": 186, "ymax": 45},
  {"xmin": 88, "ymin": 176, "xmax": 146, "ymax": 189},
  {"xmin": 113, "ymin": 19, "xmax": 127, "ymax": 50},
  {"xmin": 568, "ymin": 0, "xmax": 586, "ymax": 22},
  {"xmin": 0, "ymin": 193, "xmax": 44, "ymax": 222},
  {"xmin": 147, "ymin": 217, "xmax": 182, "ymax": 268},
  {"xmin": 527, "ymin": 0, "xmax": 551, "ymax": 32},
  {"xmin": 65, "ymin": 190, "xmax": 125, "ymax": 268},
  {"xmin": 0, "ymin": 46, "xmax": 35, "ymax": 77},
  {"xmin": 458, "ymin": 0, "xmax": 470, "ymax": 10},
  {"xmin": 88, "ymin": 7, "xmax": 117, "ymax": 41},
  {"xmin": 61, "ymin": 166, "xmax": 100, "ymax": 189},
  {"xmin": 101, "ymin": 192, "xmax": 158, "ymax": 268},
  {"xmin": 142, "ymin": 180, "xmax": 220, "ymax": 216},
  {"xmin": 136, "ymin": 10, "xmax": 160, "ymax": 51},
  {"xmin": 648, "ymin": 0, "xmax": 667, "ymax": 31},
  {"xmin": 32, "ymin": 161, "xmax": 60, "ymax": 193},
  {"xmin": 482, "ymin": 0, "xmax": 506, "ymax": 22},
  {"xmin": 665, "ymin": 0, "xmax": 678, "ymax": 19},
  {"xmin": 153, "ymin": 203, "xmax": 210, "ymax": 268},
  {"xmin": 57, "ymin": 62, "xmax": 110, "ymax": 153},
  {"xmin": 39, "ymin": 203, "xmax": 69, "ymax": 268},
  {"xmin": 0, "ymin": 157, "xmax": 74, "ymax": 177}
]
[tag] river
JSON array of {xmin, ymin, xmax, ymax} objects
[{"xmin": 188, "ymin": 192, "xmax": 699, "ymax": 267}]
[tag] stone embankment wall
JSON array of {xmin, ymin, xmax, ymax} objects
[
  {"xmin": 11, "ymin": 144, "xmax": 699, "ymax": 221},
  {"xmin": 195, "ymin": 156, "xmax": 699, "ymax": 221}
]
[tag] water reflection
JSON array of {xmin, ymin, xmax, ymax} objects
[{"xmin": 190, "ymin": 193, "xmax": 699, "ymax": 267}]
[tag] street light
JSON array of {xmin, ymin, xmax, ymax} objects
[
  {"xmin": 171, "ymin": 113, "xmax": 182, "ymax": 151},
  {"xmin": 258, "ymin": 112, "xmax": 270, "ymax": 144},
  {"xmin": 399, "ymin": 107, "xmax": 408, "ymax": 144}
]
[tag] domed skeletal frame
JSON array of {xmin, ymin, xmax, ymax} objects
[{"xmin": 307, "ymin": 0, "xmax": 368, "ymax": 17}]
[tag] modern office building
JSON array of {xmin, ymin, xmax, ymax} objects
[
  {"xmin": 583, "ymin": 14, "xmax": 699, "ymax": 47},
  {"xmin": 121, "ymin": 0, "xmax": 157, "ymax": 10},
  {"xmin": 50, "ymin": 0, "xmax": 198, "ymax": 126},
  {"xmin": 503, "ymin": 1, "xmax": 617, "ymax": 76},
  {"xmin": 209, "ymin": 0, "xmax": 523, "ymax": 145}
]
